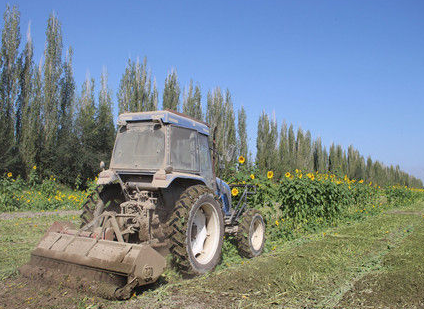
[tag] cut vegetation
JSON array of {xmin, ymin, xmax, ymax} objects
[{"xmin": 1, "ymin": 200, "xmax": 423, "ymax": 309}]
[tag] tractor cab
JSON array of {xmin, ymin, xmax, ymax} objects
[{"xmin": 104, "ymin": 110, "xmax": 216, "ymax": 190}]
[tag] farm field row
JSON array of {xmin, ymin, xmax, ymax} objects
[
  {"xmin": 0, "ymin": 200, "xmax": 423, "ymax": 308},
  {"xmin": 117, "ymin": 200, "xmax": 424, "ymax": 309}
]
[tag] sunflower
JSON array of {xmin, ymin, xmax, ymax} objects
[
  {"xmin": 285, "ymin": 172, "xmax": 291, "ymax": 178},
  {"xmin": 267, "ymin": 171, "xmax": 274, "ymax": 179},
  {"xmin": 33, "ymin": 165, "xmax": 37, "ymax": 170},
  {"xmin": 250, "ymin": 174, "xmax": 255, "ymax": 180},
  {"xmin": 231, "ymin": 187, "xmax": 239, "ymax": 196},
  {"xmin": 238, "ymin": 156, "xmax": 245, "ymax": 164},
  {"xmin": 7, "ymin": 172, "xmax": 12, "ymax": 178}
]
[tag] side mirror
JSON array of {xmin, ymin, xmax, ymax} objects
[{"xmin": 100, "ymin": 161, "xmax": 105, "ymax": 171}]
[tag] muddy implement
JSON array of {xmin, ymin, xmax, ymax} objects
[{"xmin": 20, "ymin": 222, "xmax": 166, "ymax": 300}]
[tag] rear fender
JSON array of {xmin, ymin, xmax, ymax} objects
[{"xmin": 159, "ymin": 177, "xmax": 209, "ymax": 219}]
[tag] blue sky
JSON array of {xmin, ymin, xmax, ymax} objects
[{"xmin": 2, "ymin": 0, "xmax": 424, "ymax": 181}]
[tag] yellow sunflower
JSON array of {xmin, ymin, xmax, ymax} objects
[
  {"xmin": 250, "ymin": 174, "xmax": 255, "ymax": 180},
  {"xmin": 285, "ymin": 172, "xmax": 291, "ymax": 178},
  {"xmin": 33, "ymin": 165, "xmax": 37, "ymax": 170},
  {"xmin": 7, "ymin": 172, "xmax": 12, "ymax": 178},
  {"xmin": 238, "ymin": 156, "xmax": 245, "ymax": 164},
  {"xmin": 267, "ymin": 171, "xmax": 274, "ymax": 179},
  {"xmin": 231, "ymin": 188, "xmax": 239, "ymax": 196}
]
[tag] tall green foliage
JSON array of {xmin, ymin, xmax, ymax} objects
[
  {"xmin": 0, "ymin": 5, "xmax": 20, "ymax": 173},
  {"xmin": 117, "ymin": 57, "xmax": 156, "ymax": 113},
  {"xmin": 75, "ymin": 75, "xmax": 98, "ymax": 180},
  {"xmin": 97, "ymin": 68, "xmax": 115, "ymax": 165},
  {"xmin": 18, "ymin": 23, "xmax": 34, "ymax": 176},
  {"xmin": 162, "ymin": 69, "xmax": 180, "ymax": 111},
  {"xmin": 182, "ymin": 79, "xmax": 203, "ymax": 121},
  {"xmin": 42, "ymin": 12, "xmax": 62, "ymax": 151},
  {"xmin": 256, "ymin": 111, "xmax": 278, "ymax": 173},
  {"xmin": 205, "ymin": 87, "xmax": 237, "ymax": 176},
  {"xmin": 54, "ymin": 47, "xmax": 77, "ymax": 184},
  {"xmin": 237, "ymin": 106, "xmax": 248, "ymax": 159}
]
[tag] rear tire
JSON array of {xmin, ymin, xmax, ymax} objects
[
  {"xmin": 169, "ymin": 185, "xmax": 224, "ymax": 275},
  {"xmin": 236, "ymin": 209, "xmax": 265, "ymax": 258}
]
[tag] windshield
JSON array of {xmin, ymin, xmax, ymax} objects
[{"xmin": 111, "ymin": 122, "xmax": 165, "ymax": 170}]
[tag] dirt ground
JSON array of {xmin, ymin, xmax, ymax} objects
[{"xmin": 1, "ymin": 203, "xmax": 424, "ymax": 309}]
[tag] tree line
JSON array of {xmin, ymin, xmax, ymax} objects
[
  {"xmin": 0, "ymin": 5, "xmax": 422, "ymax": 189},
  {"xmin": 256, "ymin": 112, "xmax": 423, "ymax": 188}
]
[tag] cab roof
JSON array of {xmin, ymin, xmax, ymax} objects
[{"xmin": 118, "ymin": 110, "xmax": 210, "ymax": 136}]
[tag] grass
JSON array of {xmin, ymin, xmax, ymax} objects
[
  {"xmin": 116, "ymin": 200, "xmax": 424, "ymax": 309},
  {"xmin": 1, "ymin": 200, "xmax": 423, "ymax": 308},
  {"xmin": 0, "ymin": 213, "xmax": 80, "ymax": 279}
]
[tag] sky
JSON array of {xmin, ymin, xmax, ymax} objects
[{"xmin": 2, "ymin": 0, "xmax": 424, "ymax": 181}]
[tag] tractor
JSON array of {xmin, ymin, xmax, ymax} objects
[{"xmin": 21, "ymin": 110, "xmax": 266, "ymax": 299}]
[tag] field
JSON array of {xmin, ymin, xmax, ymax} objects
[{"xmin": 1, "ymin": 199, "xmax": 424, "ymax": 309}]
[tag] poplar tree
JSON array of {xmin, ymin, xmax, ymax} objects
[
  {"xmin": 162, "ymin": 69, "xmax": 180, "ymax": 111},
  {"xmin": 328, "ymin": 143, "xmax": 337, "ymax": 173},
  {"xmin": 313, "ymin": 137, "xmax": 326, "ymax": 173},
  {"xmin": 43, "ymin": 12, "xmax": 62, "ymax": 151},
  {"xmin": 255, "ymin": 112, "xmax": 268, "ymax": 171},
  {"xmin": 256, "ymin": 111, "xmax": 278, "ymax": 173},
  {"xmin": 192, "ymin": 84, "xmax": 202, "ymax": 120},
  {"xmin": 206, "ymin": 87, "xmax": 223, "ymax": 130},
  {"xmin": 303, "ymin": 130, "xmax": 313, "ymax": 171},
  {"xmin": 0, "ymin": 5, "xmax": 21, "ymax": 172},
  {"xmin": 237, "ymin": 106, "xmax": 248, "ymax": 159},
  {"xmin": 295, "ymin": 127, "xmax": 304, "ymax": 170},
  {"xmin": 96, "ymin": 68, "xmax": 115, "ymax": 164},
  {"xmin": 19, "ymin": 23, "xmax": 35, "ymax": 175},
  {"xmin": 287, "ymin": 124, "xmax": 296, "ymax": 171},
  {"xmin": 75, "ymin": 75, "xmax": 97, "ymax": 180},
  {"xmin": 278, "ymin": 120, "xmax": 289, "ymax": 175},
  {"xmin": 322, "ymin": 146, "xmax": 329, "ymax": 173},
  {"xmin": 117, "ymin": 57, "xmax": 155, "ymax": 113},
  {"xmin": 182, "ymin": 80, "xmax": 203, "ymax": 120},
  {"xmin": 223, "ymin": 89, "xmax": 237, "ymax": 153},
  {"xmin": 205, "ymin": 87, "xmax": 237, "ymax": 176},
  {"xmin": 17, "ymin": 23, "xmax": 32, "ymax": 145},
  {"xmin": 365, "ymin": 156, "xmax": 373, "ymax": 181},
  {"xmin": 147, "ymin": 78, "xmax": 158, "ymax": 111},
  {"xmin": 54, "ymin": 47, "xmax": 76, "ymax": 183}
]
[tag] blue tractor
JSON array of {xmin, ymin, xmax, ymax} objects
[{"xmin": 22, "ymin": 110, "xmax": 266, "ymax": 299}]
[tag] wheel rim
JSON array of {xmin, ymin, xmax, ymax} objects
[
  {"xmin": 250, "ymin": 216, "xmax": 264, "ymax": 251},
  {"xmin": 190, "ymin": 202, "xmax": 220, "ymax": 265}
]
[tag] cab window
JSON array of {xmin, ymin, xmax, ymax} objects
[{"xmin": 170, "ymin": 126, "xmax": 199, "ymax": 172}]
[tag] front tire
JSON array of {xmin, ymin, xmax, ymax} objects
[
  {"xmin": 236, "ymin": 209, "xmax": 266, "ymax": 258},
  {"xmin": 169, "ymin": 185, "xmax": 224, "ymax": 275}
]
